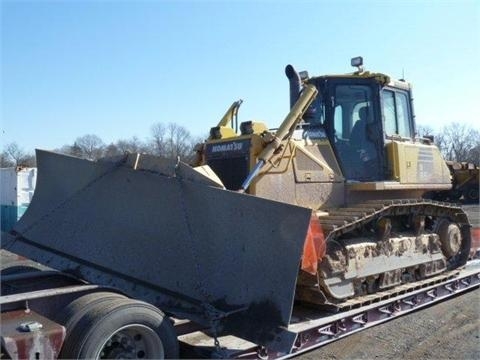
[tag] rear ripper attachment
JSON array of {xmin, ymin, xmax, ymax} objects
[{"xmin": 297, "ymin": 199, "xmax": 472, "ymax": 310}]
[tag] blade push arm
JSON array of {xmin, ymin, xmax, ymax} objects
[{"xmin": 240, "ymin": 84, "xmax": 318, "ymax": 192}]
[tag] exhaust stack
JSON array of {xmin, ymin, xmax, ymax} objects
[{"xmin": 285, "ymin": 64, "xmax": 301, "ymax": 109}]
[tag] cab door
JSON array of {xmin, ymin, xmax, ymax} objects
[{"xmin": 326, "ymin": 79, "xmax": 385, "ymax": 181}]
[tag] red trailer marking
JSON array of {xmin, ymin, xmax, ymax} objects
[{"xmin": 1, "ymin": 309, "xmax": 66, "ymax": 359}]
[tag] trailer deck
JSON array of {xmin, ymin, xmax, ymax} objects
[{"xmin": 178, "ymin": 259, "xmax": 480, "ymax": 359}]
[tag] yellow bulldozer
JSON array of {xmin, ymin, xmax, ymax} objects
[
  {"xmin": 192, "ymin": 56, "xmax": 471, "ymax": 306},
  {"xmin": 6, "ymin": 58, "xmax": 472, "ymax": 351}
]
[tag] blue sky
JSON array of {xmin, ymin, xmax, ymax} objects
[{"xmin": 1, "ymin": 0, "xmax": 479, "ymax": 152}]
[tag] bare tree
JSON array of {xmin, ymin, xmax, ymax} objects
[
  {"xmin": 0, "ymin": 151, "xmax": 14, "ymax": 167},
  {"xmin": 72, "ymin": 134, "xmax": 105, "ymax": 160},
  {"xmin": 468, "ymin": 144, "xmax": 480, "ymax": 164},
  {"xmin": 116, "ymin": 136, "xmax": 149, "ymax": 154},
  {"xmin": 103, "ymin": 143, "xmax": 122, "ymax": 158},
  {"xmin": 149, "ymin": 122, "xmax": 196, "ymax": 160},
  {"xmin": 54, "ymin": 144, "xmax": 80, "ymax": 158},
  {"xmin": 416, "ymin": 125, "xmax": 435, "ymax": 138},
  {"xmin": 435, "ymin": 123, "xmax": 480, "ymax": 163},
  {"xmin": 4, "ymin": 143, "xmax": 26, "ymax": 166},
  {"xmin": 2, "ymin": 142, "xmax": 35, "ymax": 167},
  {"xmin": 164, "ymin": 123, "xmax": 193, "ymax": 159},
  {"xmin": 150, "ymin": 123, "xmax": 166, "ymax": 156},
  {"xmin": 103, "ymin": 137, "xmax": 150, "ymax": 158},
  {"xmin": 20, "ymin": 154, "xmax": 36, "ymax": 167}
]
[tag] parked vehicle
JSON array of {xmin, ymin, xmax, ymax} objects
[{"xmin": 426, "ymin": 161, "xmax": 479, "ymax": 203}]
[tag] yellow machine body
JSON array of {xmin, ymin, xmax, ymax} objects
[
  {"xmin": 195, "ymin": 60, "xmax": 471, "ymax": 307},
  {"xmin": 6, "ymin": 59, "xmax": 472, "ymax": 350}
]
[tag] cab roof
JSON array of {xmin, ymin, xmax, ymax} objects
[{"xmin": 309, "ymin": 70, "xmax": 412, "ymax": 91}]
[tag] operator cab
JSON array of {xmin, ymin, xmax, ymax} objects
[{"xmin": 301, "ymin": 57, "xmax": 415, "ymax": 182}]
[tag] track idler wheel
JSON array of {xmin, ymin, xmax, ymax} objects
[{"xmin": 436, "ymin": 220, "xmax": 462, "ymax": 258}]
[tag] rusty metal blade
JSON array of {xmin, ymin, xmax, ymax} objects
[{"xmin": 7, "ymin": 150, "xmax": 311, "ymax": 349}]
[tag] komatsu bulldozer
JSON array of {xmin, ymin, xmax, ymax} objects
[
  {"xmin": 193, "ymin": 56, "xmax": 471, "ymax": 306},
  {"xmin": 5, "ymin": 57, "xmax": 472, "ymax": 353}
]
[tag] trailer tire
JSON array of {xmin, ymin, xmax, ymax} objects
[
  {"xmin": 59, "ymin": 298, "xmax": 178, "ymax": 359},
  {"xmin": 55, "ymin": 291, "xmax": 127, "ymax": 329}
]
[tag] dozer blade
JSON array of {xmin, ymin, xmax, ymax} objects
[{"xmin": 5, "ymin": 150, "xmax": 312, "ymax": 350}]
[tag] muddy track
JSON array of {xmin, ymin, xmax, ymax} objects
[
  {"xmin": 320, "ymin": 199, "xmax": 469, "ymax": 235},
  {"xmin": 297, "ymin": 203, "xmax": 479, "ymax": 360}
]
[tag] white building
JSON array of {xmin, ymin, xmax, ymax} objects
[{"xmin": 1, "ymin": 167, "xmax": 37, "ymax": 232}]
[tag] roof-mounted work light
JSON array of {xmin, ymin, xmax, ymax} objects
[{"xmin": 351, "ymin": 56, "xmax": 364, "ymax": 72}]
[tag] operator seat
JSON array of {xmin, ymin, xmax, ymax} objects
[
  {"xmin": 345, "ymin": 106, "xmax": 378, "ymax": 179},
  {"xmin": 350, "ymin": 106, "xmax": 369, "ymax": 148}
]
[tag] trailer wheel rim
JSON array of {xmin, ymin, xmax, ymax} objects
[{"xmin": 96, "ymin": 324, "xmax": 165, "ymax": 359}]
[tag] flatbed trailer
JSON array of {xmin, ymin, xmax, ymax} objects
[
  {"xmin": 2, "ymin": 146, "xmax": 479, "ymax": 359},
  {"xmin": 1, "ymin": 247, "xmax": 479, "ymax": 360},
  {"xmin": 178, "ymin": 259, "xmax": 480, "ymax": 359}
]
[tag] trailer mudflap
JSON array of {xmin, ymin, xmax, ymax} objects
[{"xmin": 6, "ymin": 150, "xmax": 312, "ymax": 350}]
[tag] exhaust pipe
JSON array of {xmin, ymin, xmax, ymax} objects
[{"xmin": 285, "ymin": 64, "xmax": 301, "ymax": 109}]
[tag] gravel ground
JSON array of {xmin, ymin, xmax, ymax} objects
[
  {"xmin": 297, "ymin": 203, "xmax": 480, "ymax": 360},
  {"xmin": 298, "ymin": 288, "xmax": 479, "ymax": 360}
]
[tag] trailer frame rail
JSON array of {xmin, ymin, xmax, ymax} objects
[{"xmin": 179, "ymin": 260, "xmax": 480, "ymax": 359}]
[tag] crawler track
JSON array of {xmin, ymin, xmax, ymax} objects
[
  {"xmin": 297, "ymin": 199, "xmax": 472, "ymax": 310},
  {"xmin": 319, "ymin": 199, "xmax": 469, "ymax": 236}
]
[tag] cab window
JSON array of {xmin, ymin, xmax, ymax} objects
[
  {"xmin": 383, "ymin": 91, "xmax": 396, "ymax": 135},
  {"xmin": 396, "ymin": 92, "xmax": 411, "ymax": 137},
  {"xmin": 333, "ymin": 85, "xmax": 373, "ymax": 140},
  {"xmin": 331, "ymin": 84, "xmax": 381, "ymax": 181},
  {"xmin": 333, "ymin": 105, "xmax": 343, "ymax": 138},
  {"xmin": 382, "ymin": 89, "xmax": 412, "ymax": 138}
]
